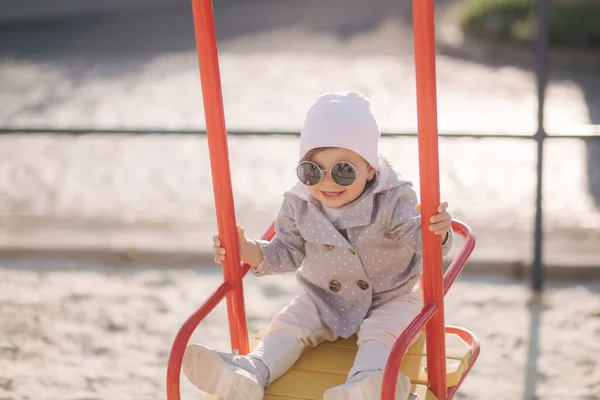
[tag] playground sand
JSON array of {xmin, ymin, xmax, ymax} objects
[{"xmin": 0, "ymin": 265, "xmax": 599, "ymax": 400}]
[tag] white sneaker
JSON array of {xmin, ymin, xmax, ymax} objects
[
  {"xmin": 182, "ymin": 344, "xmax": 265, "ymax": 400},
  {"xmin": 323, "ymin": 371, "xmax": 411, "ymax": 400}
]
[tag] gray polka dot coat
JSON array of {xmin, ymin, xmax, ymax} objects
[{"xmin": 254, "ymin": 158, "xmax": 453, "ymax": 338}]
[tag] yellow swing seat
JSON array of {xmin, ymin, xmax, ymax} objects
[
  {"xmin": 200, "ymin": 326, "xmax": 475, "ymax": 400},
  {"xmin": 253, "ymin": 327, "xmax": 474, "ymax": 400}
]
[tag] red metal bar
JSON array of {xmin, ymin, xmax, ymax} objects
[
  {"xmin": 165, "ymin": 225, "xmax": 275, "ymax": 400},
  {"xmin": 412, "ymin": 0, "xmax": 446, "ymax": 395},
  {"xmin": 446, "ymin": 326, "xmax": 481, "ymax": 399},
  {"xmin": 190, "ymin": 0, "xmax": 249, "ymax": 354},
  {"xmin": 166, "ymin": 281, "xmax": 233, "ymax": 400},
  {"xmin": 382, "ymin": 323, "xmax": 481, "ymax": 400},
  {"xmin": 382, "ymin": 303, "xmax": 438, "ymax": 400},
  {"xmin": 382, "ymin": 220, "xmax": 477, "ymax": 399},
  {"xmin": 418, "ymin": 220, "xmax": 476, "ymax": 295},
  {"xmin": 443, "ymin": 221, "xmax": 476, "ymax": 295}
]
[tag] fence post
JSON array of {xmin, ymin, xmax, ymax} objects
[{"xmin": 532, "ymin": 0, "xmax": 550, "ymax": 292}]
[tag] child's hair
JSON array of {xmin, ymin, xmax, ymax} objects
[
  {"xmin": 300, "ymin": 147, "xmax": 333, "ymax": 163},
  {"xmin": 300, "ymin": 147, "xmax": 378, "ymax": 190}
]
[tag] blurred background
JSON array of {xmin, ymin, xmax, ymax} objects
[{"xmin": 0, "ymin": 0, "xmax": 599, "ymax": 399}]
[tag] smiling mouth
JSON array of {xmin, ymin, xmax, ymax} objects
[{"xmin": 321, "ymin": 191, "xmax": 344, "ymax": 197}]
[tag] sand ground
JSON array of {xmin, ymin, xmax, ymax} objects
[{"xmin": 1, "ymin": 264, "xmax": 599, "ymax": 400}]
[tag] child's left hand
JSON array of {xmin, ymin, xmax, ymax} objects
[{"xmin": 416, "ymin": 201, "xmax": 452, "ymax": 241}]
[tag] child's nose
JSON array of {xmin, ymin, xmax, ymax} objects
[{"xmin": 319, "ymin": 171, "xmax": 336, "ymax": 186}]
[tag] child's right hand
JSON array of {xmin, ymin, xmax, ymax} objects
[{"xmin": 212, "ymin": 225, "xmax": 248, "ymax": 264}]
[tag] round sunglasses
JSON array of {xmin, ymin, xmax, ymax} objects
[{"xmin": 296, "ymin": 161, "xmax": 358, "ymax": 187}]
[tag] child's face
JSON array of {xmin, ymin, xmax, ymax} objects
[{"xmin": 305, "ymin": 148, "xmax": 376, "ymax": 208}]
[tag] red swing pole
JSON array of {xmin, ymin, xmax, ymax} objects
[
  {"xmin": 190, "ymin": 0, "xmax": 249, "ymax": 355},
  {"xmin": 412, "ymin": 0, "xmax": 447, "ymax": 397}
]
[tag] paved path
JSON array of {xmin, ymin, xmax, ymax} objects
[{"xmin": 0, "ymin": 134, "xmax": 598, "ymax": 272}]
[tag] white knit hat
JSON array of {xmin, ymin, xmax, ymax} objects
[{"xmin": 299, "ymin": 91, "xmax": 381, "ymax": 167}]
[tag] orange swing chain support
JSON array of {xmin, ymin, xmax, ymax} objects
[
  {"xmin": 190, "ymin": 0, "xmax": 249, "ymax": 355},
  {"xmin": 385, "ymin": 0, "xmax": 448, "ymax": 397},
  {"xmin": 413, "ymin": 0, "xmax": 448, "ymax": 394}
]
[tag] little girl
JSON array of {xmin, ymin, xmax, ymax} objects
[{"xmin": 183, "ymin": 91, "xmax": 453, "ymax": 400}]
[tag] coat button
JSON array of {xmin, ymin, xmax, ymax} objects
[
  {"xmin": 357, "ymin": 280, "xmax": 370, "ymax": 290},
  {"xmin": 325, "ymin": 244, "xmax": 335, "ymax": 251},
  {"xmin": 349, "ymin": 249, "xmax": 356, "ymax": 255},
  {"xmin": 328, "ymin": 280, "xmax": 341, "ymax": 292}
]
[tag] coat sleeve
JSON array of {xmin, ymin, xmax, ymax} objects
[
  {"xmin": 387, "ymin": 186, "xmax": 422, "ymax": 255},
  {"xmin": 441, "ymin": 228, "xmax": 454, "ymax": 255},
  {"xmin": 252, "ymin": 197, "xmax": 306, "ymax": 276},
  {"xmin": 387, "ymin": 186, "xmax": 454, "ymax": 256}
]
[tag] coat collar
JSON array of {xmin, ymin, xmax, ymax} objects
[{"xmin": 284, "ymin": 156, "xmax": 412, "ymax": 244}]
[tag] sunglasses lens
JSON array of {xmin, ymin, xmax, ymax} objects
[
  {"xmin": 296, "ymin": 162, "xmax": 322, "ymax": 186},
  {"xmin": 331, "ymin": 162, "xmax": 357, "ymax": 186}
]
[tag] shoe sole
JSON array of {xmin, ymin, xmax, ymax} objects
[{"xmin": 182, "ymin": 344, "xmax": 264, "ymax": 400}]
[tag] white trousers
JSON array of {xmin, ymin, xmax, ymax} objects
[{"xmin": 248, "ymin": 290, "xmax": 422, "ymax": 383}]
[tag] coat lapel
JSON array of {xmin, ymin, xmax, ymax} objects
[
  {"xmin": 301, "ymin": 201, "xmax": 351, "ymax": 247},
  {"xmin": 333, "ymin": 193, "xmax": 374, "ymax": 230},
  {"xmin": 333, "ymin": 157, "xmax": 407, "ymax": 230},
  {"xmin": 284, "ymin": 183, "xmax": 350, "ymax": 247}
]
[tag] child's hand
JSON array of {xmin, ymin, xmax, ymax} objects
[
  {"xmin": 212, "ymin": 225, "xmax": 248, "ymax": 264},
  {"xmin": 416, "ymin": 201, "xmax": 452, "ymax": 237}
]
